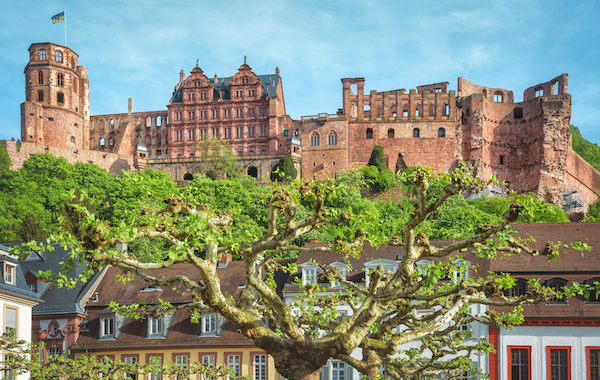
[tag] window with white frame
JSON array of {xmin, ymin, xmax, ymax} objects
[
  {"xmin": 253, "ymin": 354, "xmax": 267, "ymax": 380},
  {"xmin": 320, "ymin": 360, "xmax": 352, "ymax": 380},
  {"xmin": 201, "ymin": 314, "xmax": 217, "ymax": 335},
  {"xmin": 202, "ymin": 355, "xmax": 215, "ymax": 380},
  {"xmin": 175, "ymin": 355, "xmax": 189, "ymax": 380},
  {"xmin": 4, "ymin": 263, "xmax": 15, "ymax": 285},
  {"xmin": 364, "ymin": 259, "xmax": 398, "ymax": 288},
  {"xmin": 148, "ymin": 317, "xmax": 163, "ymax": 336},
  {"xmin": 123, "ymin": 356, "xmax": 138, "ymax": 380},
  {"xmin": 148, "ymin": 355, "xmax": 162, "ymax": 380},
  {"xmin": 301, "ymin": 265, "xmax": 317, "ymax": 285},
  {"xmin": 227, "ymin": 354, "xmax": 241, "ymax": 378},
  {"xmin": 101, "ymin": 317, "xmax": 114, "ymax": 338},
  {"xmin": 4, "ymin": 307, "xmax": 16, "ymax": 334},
  {"xmin": 453, "ymin": 259, "xmax": 469, "ymax": 283},
  {"xmin": 329, "ymin": 262, "xmax": 347, "ymax": 287}
]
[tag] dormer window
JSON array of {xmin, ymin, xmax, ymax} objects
[
  {"xmin": 4, "ymin": 263, "xmax": 15, "ymax": 285},
  {"xmin": 101, "ymin": 317, "xmax": 115, "ymax": 338},
  {"xmin": 201, "ymin": 313, "xmax": 217, "ymax": 336},
  {"xmin": 329, "ymin": 262, "xmax": 348, "ymax": 287},
  {"xmin": 453, "ymin": 259, "xmax": 469, "ymax": 283},
  {"xmin": 300, "ymin": 264, "xmax": 318, "ymax": 285},
  {"xmin": 149, "ymin": 317, "xmax": 163, "ymax": 337},
  {"xmin": 364, "ymin": 259, "xmax": 398, "ymax": 288}
]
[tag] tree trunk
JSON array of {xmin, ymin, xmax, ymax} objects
[
  {"xmin": 362, "ymin": 350, "xmax": 382, "ymax": 378},
  {"xmin": 271, "ymin": 348, "xmax": 328, "ymax": 380}
]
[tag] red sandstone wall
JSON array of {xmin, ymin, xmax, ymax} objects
[
  {"xmin": 300, "ymin": 118, "xmax": 350, "ymax": 181},
  {"xmin": 1, "ymin": 140, "xmax": 132, "ymax": 175},
  {"xmin": 564, "ymin": 149, "xmax": 600, "ymax": 211}
]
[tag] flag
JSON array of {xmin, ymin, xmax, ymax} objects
[{"xmin": 52, "ymin": 12, "xmax": 65, "ymax": 24}]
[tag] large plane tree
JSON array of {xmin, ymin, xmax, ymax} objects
[{"xmin": 18, "ymin": 165, "xmax": 589, "ymax": 380}]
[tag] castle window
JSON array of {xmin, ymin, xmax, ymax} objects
[
  {"xmin": 443, "ymin": 104, "xmax": 449, "ymax": 116},
  {"xmin": 415, "ymin": 109, "xmax": 420, "ymax": 117},
  {"xmin": 403, "ymin": 109, "xmax": 409, "ymax": 117},
  {"xmin": 494, "ymin": 92, "xmax": 503, "ymax": 103},
  {"xmin": 535, "ymin": 88, "xmax": 543, "ymax": 97},
  {"xmin": 57, "ymin": 92, "xmax": 64, "ymax": 104},
  {"xmin": 438, "ymin": 128, "xmax": 446, "ymax": 138},
  {"xmin": 248, "ymin": 126, "xmax": 255, "ymax": 137},
  {"xmin": 500, "ymin": 155, "xmax": 505, "ymax": 165},
  {"xmin": 57, "ymin": 73, "xmax": 64, "ymax": 86},
  {"xmin": 387, "ymin": 128, "xmax": 394, "ymax": 139},
  {"xmin": 156, "ymin": 116, "xmax": 162, "ymax": 126},
  {"xmin": 514, "ymin": 107, "xmax": 523, "ymax": 119},
  {"xmin": 260, "ymin": 126, "xmax": 268, "ymax": 137},
  {"xmin": 413, "ymin": 128, "xmax": 420, "ymax": 138},
  {"xmin": 70, "ymin": 136, "xmax": 75, "ymax": 143},
  {"xmin": 100, "ymin": 138, "xmax": 105, "ymax": 147},
  {"xmin": 37, "ymin": 71, "xmax": 43, "ymax": 85},
  {"xmin": 38, "ymin": 90, "xmax": 44, "ymax": 102},
  {"xmin": 328, "ymin": 131, "xmax": 338, "ymax": 145},
  {"xmin": 366, "ymin": 128, "xmax": 373, "ymax": 139},
  {"xmin": 553, "ymin": 81, "xmax": 559, "ymax": 95},
  {"xmin": 110, "ymin": 118, "xmax": 115, "ymax": 129},
  {"xmin": 429, "ymin": 104, "xmax": 435, "ymax": 117},
  {"xmin": 310, "ymin": 132, "xmax": 320, "ymax": 146},
  {"xmin": 183, "ymin": 173, "xmax": 193, "ymax": 181},
  {"xmin": 39, "ymin": 49, "xmax": 46, "ymax": 60},
  {"xmin": 55, "ymin": 51, "xmax": 63, "ymax": 62},
  {"xmin": 435, "ymin": 88, "xmax": 442, "ymax": 93},
  {"xmin": 109, "ymin": 138, "xmax": 115, "ymax": 148}
]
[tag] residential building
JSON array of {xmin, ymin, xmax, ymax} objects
[{"xmin": 0, "ymin": 244, "xmax": 42, "ymax": 380}]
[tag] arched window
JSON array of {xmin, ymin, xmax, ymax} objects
[
  {"xmin": 145, "ymin": 135, "xmax": 151, "ymax": 146},
  {"xmin": 247, "ymin": 166, "xmax": 258, "ymax": 178},
  {"xmin": 388, "ymin": 129, "xmax": 394, "ymax": 139},
  {"xmin": 328, "ymin": 131, "xmax": 338, "ymax": 145},
  {"xmin": 110, "ymin": 118, "xmax": 115, "ymax": 129},
  {"xmin": 506, "ymin": 278, "xmax": 528, "ymax": 297},
  {"xmin": 310, "ymin": 132, "xmax": 320, "ymax": 146},
  {"xmin": 413, "ymin": 128, "xmax": 420, "ymax": 138},
  {"xmin": 147, "ymin": 116, "xmax": 152, "ymax": 127},
  {"xmin": 546, "ymin": 278, "xmax": 568, "ymax": 304},
  {"xmin": 494, "ymin": 91, "xmax": 503, "ymax": 103},
  {"xmin": 552, "ymin": 81, "xmax": 559, "ymax": 95},
  {"xmin": 438, "ymin": 128, "xmax": 446, "ymax": 138},
  {"xmin": 109, "ymin": 138, "xmax": 115, "ymax": 148},
  {"xmin": 39, "ymin": 49, "xmax": 46, "ymax": 60},
  {"xmin": 585, "ymin": 278, "xmax": 600, "ymax": 303},
  {"xmin": 55, "ymin": 51, "xmax": 63, "ymax": 62},
  {"xmin": 366, "ymin": 128, "xmax": 373, "ymax": 139},
  {"xmin": 100, "ymin": 138, "xmax": 105, "ymax": 147},
  {"xmin": 156, "ymin": 116, "xmax": 162, "ymax": 127}
]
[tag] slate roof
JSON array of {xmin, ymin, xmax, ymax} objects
[
  {"xmin": 10, "ymin": 242, "xmax": 103, "ymax": 315},
  {"xmin": 0, "ymin": 244, "xmax": 42, "ymax": 303},
  {"xmin": 169, "ymin": 74, "xmax": 281, "ymax": 104}
]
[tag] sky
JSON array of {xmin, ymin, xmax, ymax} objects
[{"xmin": 1, "ymin": 0, "xmax": 599, "ymax": 144}]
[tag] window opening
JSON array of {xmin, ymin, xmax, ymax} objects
[{"xmin": 413, "ymin": 128, "xmax": 420, "ymax": 138}]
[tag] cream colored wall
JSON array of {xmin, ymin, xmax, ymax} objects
[
  {"xmin": 0, "ymin": 293, "xmax": 37, "ymax": 380},
  {"xmin": 74, "ymin": 346, "xmax": 278, "ymax": 380}
]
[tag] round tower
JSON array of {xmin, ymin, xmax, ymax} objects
[{"xmin": 22, "ymin": 42, "xmax": 90, "ymax": 150}]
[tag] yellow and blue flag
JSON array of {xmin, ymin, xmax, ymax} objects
[{"xmin": 52, "ymin": 12, "xmax": 65, "ymax": 24}]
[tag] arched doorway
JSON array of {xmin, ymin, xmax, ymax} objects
[
  {"xmin": 247, "ymin": 166, "xmax": 258, "ymax": 178},
  {"xmin": 183, "ymin": 173, "xmax": 193, "ymax": 181}
]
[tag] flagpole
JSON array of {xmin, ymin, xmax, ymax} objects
[{"xmin": 64, "ymin": 8, "xmax": 67, "ymax": 46}]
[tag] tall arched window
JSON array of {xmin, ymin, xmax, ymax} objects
[
  {"xmin": 388, "ymin": 128, "xmax": 394, "ymax": 138},
  {"xmin": 310, "ymin": 132, "xmax": 320, "ymax": 146},
  {"xmin": 546, "ymin": 278, "xmax": 568, "ymax": 304},
  {"xmin": 328, "ymin": 131, "xmax": 337, "ymax": 145},
  {"xmin": 37, "ymin": 71, "xmax": 43, "ymax": 85},
  {"xmin": 413, "ymin": 128, "xmax": 420, "ymax": 138},
  {"xmin": 366, "ymin": 128, "xmax": 373, "ymax": 139},
  {"xmin": 438, "ymin": 128, "xmax": 446, "ymax": 138}
]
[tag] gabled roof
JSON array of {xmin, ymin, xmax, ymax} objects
[{"xmin": 10, "ymin": 242, "xmax": 103, "ymax": 315}]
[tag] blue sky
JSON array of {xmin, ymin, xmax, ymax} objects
[{"xmin": 1, "ymin": 0, "xmax": 599, "ymax": 144}]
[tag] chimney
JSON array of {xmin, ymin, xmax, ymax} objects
[
  {"xmin": 218, "ymin": 253, "xmax": 232, "ymax": 268},
  {"xmin": 180, "ymin": 69, "xmax": 185, "ymax": 82},
  {"xmin": 128, "ymin": 98, "xmax": 133, "ymax": 115}
]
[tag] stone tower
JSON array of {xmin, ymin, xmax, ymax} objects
[{"xmin": 21, "ymin": 43, "xmax": 90, "ymax": 151}]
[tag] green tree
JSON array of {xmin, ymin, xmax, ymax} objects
[
  {"xmin": 270, "ymin": 155, "xmax": 298, "ymax": 182},
  {"xmin": 0, "ymin": 145, "xmax": 11, "ymax": 172},
  {"xmin": 195, "ymin": 138, "xmax": 243, "ymax": 179},
  {"xmin": 24, "ymin": 164, "xmax": 590, "ymax": 380},
  {"xmin": 570, "ymin": 125, "xmax": 600, "ymax": 171},
  {"xmin": 367, "ymin": 145, "xmax": 387, "ymax": 171}
]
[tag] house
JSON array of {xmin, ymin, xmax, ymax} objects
[
  {"xmin": 71, "ymin": 257, "xmax": 276, "ymax": 380},
  {"xmin": 0, "ymin": 244, "xmax": 42, "ymax": 380},
  {"xmin": 14, "ymin": 243, "xmax": 107, "ymax": 361},
  {"xmin": 489, "ymin": 222, "xmax": 600, "ymax": 380}
]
